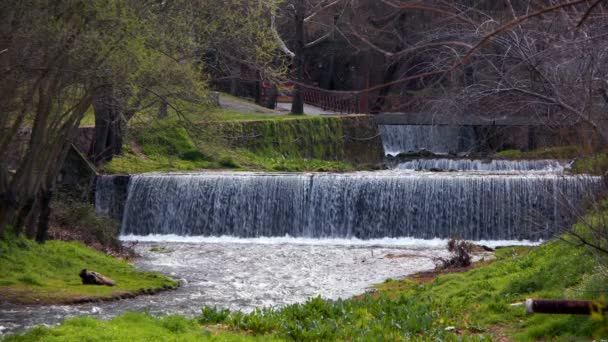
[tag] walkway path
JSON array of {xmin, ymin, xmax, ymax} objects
[{"xmin": 275, "ymin": 102, "xmax": 337, "ymax": 115}]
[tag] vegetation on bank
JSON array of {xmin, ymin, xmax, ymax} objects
[
  {"xmin": 495, "ymin": 146, "xmax": 608, "ymax": 175},
  {"xmin": 102, "ymin": 115, "xmax": 377, "ymax": 174},
  {"xmin": 1, "ymin": 313, "xmax": 277, "ymax": 342},
  {"xmin": 49, "ymin": 199, "xmax": 125, "ymax": 256},
  {"xmin": 495, "ymin": 146, "xmax": 581, "ymax": 160},
  {"xmin": 0, "ymin": 231, "xmax": 178, "ymax": 304}
]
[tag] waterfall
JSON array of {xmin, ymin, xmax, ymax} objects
[
  {"xmin": 379, "ymin": 125, "xmax": 477, "ymax": 156},
  {"xmin": 107, "ymin": 172, "xmax": 600, "ymax": 241},
  {"xmin": 396, "ymin": 159, "xmax": 566, "ymax": 172}
]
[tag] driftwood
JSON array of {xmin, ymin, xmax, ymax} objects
[
  {"xmin": 525, "ymin": 299, "xmax": 598, "ymax": 315},
  {"xmin": 79, "ymin": 269, "xmax": 116, "ymax": 286}
]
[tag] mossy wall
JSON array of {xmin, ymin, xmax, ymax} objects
[{"xmin": 208, "ymin": 116, "xmax": 383, "ymax": 165}]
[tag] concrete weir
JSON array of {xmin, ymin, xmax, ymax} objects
[{"xmin": 96, "ymin": 172, "xmax": 600, "ymax": 241}]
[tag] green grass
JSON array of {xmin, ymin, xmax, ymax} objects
[
  {"xmin": 209, "ymin": 110, "xmax": 318, "ymax": 122},
  {"xmin": 103, "ymin": 117, "xmax": 362, "ymax": 174},
  {"xmin": 571, "ymin": 152, "xmax": 608, "ymax": 175},
  {"xmin": 495, "ymin": 146, "xmax": 582, "ymax": 160},
  {"xmin": 375, "ymin": 241, "xmax": 607, "ymax": 341},
  {"xmin": 2, "ymin": 313, "xmax": 277, "ymax": 342},
  {"xmin": 0, "ymin": 232, "xmax": 178, "ymax": 304}
]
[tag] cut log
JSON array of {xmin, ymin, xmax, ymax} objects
[
  {"xmin": 79, "ymin": 269, "xmax": 116, "ymax": 286},
  {"xmin": 525, "ymin": 299, "xmax": 594, "ymax": 315}
]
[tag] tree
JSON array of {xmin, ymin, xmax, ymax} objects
[
  {"xmin": 273, "ymin": 0, "xmax": 348, "ymax": 114},
  {"xmin": 0, "ymin": 0, "xmax": 160, "ymax": 240},
  {"xmin": 89, "ymin": 0, "xmax": 284, "ymax": 164}
]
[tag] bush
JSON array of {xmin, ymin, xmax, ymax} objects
[
  {"xmin": 434, "ymin": 239, "xmax": 473, "ymax": 270},
  {"xmin": 49, "ymin": 199, "xmax": 127, "ymax": 257}
]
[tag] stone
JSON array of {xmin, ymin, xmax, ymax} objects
[{"xmin": 79, "ymin": 269, "xmax": 116, "ymax": 286}]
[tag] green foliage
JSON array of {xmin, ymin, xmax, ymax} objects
[
  {"xmin": 495, "ymin": 146, "xmax": 581, "ymax": 160},
  {"xmin": 138, "ymin": 122, "xmax": 209, "ymax": 162},
  {"xmin": 571, "ymin": 152, "xmax": 608, "ymax": 175},
  {"xmin": 214, "ymin": 117, "xmax": 347, "ymax": 160},
  {"xmin": 2, "ymin": 312, "xmax": 276, "ymax": 342},
  {"xmin": 197, "ymin": 296, "xmax": 457, "ymax": 341},
  {"xmin": 50, "ymin": 199, "xmax": 121, "ymax": 250},
  {"xmin": 0, "ymin": 233, "xmax": 177, "ymax": 304},
  {"xmin": 104, "ymin": 116, "xmax": 366, "ymax": 173}
]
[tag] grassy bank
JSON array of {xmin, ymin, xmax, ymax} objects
[
  {"xmin": 103, "ymin": 115, "xmax": 381, "ymax": 174},
  {"xmin": 2, "ymin": 313, "xmax": 276, "ymax": 342},
  {"xmin": 495, "ymin": 146, "xmax": 608, "ymax": 174},
  {"xmin": 6, "ymin": 238, "xmax": 606, "ymax": 341},
  {"xmin": 0, "ymin": 232, "xmax": 178, "ymax": 304},
  {"xmin": 494, "ymin": 146, "xmax": 581, "ymax": 160}
]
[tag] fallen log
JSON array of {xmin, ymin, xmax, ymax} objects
[
  {"xmin": 525, "ymin": 299, "xmax": 597, "ymax": 315},
  {"xmin": 79, "ymin": 269, "xmax": 116, "ymax": 286}
]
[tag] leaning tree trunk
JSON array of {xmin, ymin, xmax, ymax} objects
[
  {"xmin": 291, "ymin": 0, "xmax": 305, "ymax": 115},
  {"xmin": 90, "ymin": 85, "xmax": 124, "ymax": 165}
]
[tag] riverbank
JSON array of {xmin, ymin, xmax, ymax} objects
[
  {"xmin": 0, "ymin": 232, "xmax": 178, "ymax": 305},
  {"xmin": 3, "ymin": 235, "xmax": 606, "ymax": 341}
]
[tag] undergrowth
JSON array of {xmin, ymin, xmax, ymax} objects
[
  {"xmin": 50, "ymin": 199, "xmax": 124, "ymax": 255},
  {"xmin": 495, "ymin": 146, "xmax": 581, "ymax": 160}
]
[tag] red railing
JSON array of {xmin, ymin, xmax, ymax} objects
[
  {"xmin": 299, "ymin": 84, "xmax": 367, "ymax": 114},
  {"xmin": 212, "ymin": 77, "xmax": 430, "ymax": 114}
]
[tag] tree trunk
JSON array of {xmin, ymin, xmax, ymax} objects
[
  {"xmin": 35, "ymin": 189, "xmax": 52, "ymax": 243},
  {"xmin": 158, "ymin": 100, "xmax": 168, "ymax": 119},
  {"xmin": 90, "ymin": 85, "xmax": 123, "ymax": 165},
  {"xmin": 291, "ymin": 0, "xmax": 305, "ymax": 115}
]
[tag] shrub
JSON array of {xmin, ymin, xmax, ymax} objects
[{"xmin": 434, "ymin": 239, "xmax": 473, "ymax": 270}]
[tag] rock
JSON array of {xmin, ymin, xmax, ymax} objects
[
  {"xmin": 470, "ymin": 244, "xmax": 494, "ymax": 252},
  {"xmin": 79, "ymin": 269, "xmax": 116, "ymax": 286}
]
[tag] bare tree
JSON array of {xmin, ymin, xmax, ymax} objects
[{"xmin": 273, "ymin": 0, "xmax": 349, "ymax": 114}]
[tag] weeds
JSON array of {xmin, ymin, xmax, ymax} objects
[{"xmin": 434, "ymin": 239, "xmax": 473, "ymax": 270}]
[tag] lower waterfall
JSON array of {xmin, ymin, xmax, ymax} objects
[{"xmin": 108, "ymin": 172, "xmax": 600, "ymax": 241}]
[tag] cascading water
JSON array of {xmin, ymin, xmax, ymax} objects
[
  {"xmin": 379, "ymin": 125, "xmax": 477, "ymax": 156},
  {"xmin": 113, "ymin": 172, "xmax": 600, "ymax": 241},
  {"xmin": 396, "ymin": 159, "xmax": 566, "ymax": 172}
]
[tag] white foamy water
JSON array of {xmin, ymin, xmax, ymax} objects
[
  {"xmin": 395, "ymin": 159, "xmax": 566, "ymax": 173},
  {"xmin": 0, "ymin": 238, "xmax": 500, "ymax": 335},
  {"xmin": 120, "ymin": 234, "xmax": 541, "ymax": 248}
]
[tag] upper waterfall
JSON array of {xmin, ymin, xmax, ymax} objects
[{"xmin": 379, "ymin": 125, "xmax": 477, "ymax": 156}]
